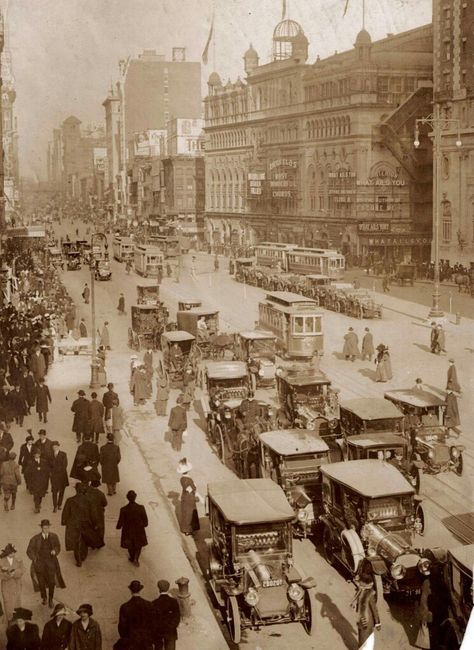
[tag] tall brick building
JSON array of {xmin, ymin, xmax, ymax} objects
[{"xmin": 433, "ymin": 0, "xmax": 474, "ymax": 265}]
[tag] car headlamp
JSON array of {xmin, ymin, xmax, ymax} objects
[
  {"xmin": 244, "ymin": 587, "xmax": 259, "ymax": 606},
  {"xmin": 450, "ymin": 447, "xmax": 459, "ymax": 459},
  {"xmin": 287, "ymin": 583, "xmax": 305, "ymax": 602},
  {"xmin": 258, "ymin": 369, "xmax": 264, "ymax": 377},
  {"xmin": 417, "ymin": 558, "xmax": 431, "ymax": 576},
  {"xmin": 428, "ymin": 450, "xmax": 434, "ymax": 459},
  {"xmin": 297, "ymin": 509, "xmax": 308, "ymax": 522},
  {"xmin": 328, "ymin": 419, "xmax": 338, "ymax": 429},
  {"xmin": 390, "ymin": 563, "xmax": 406, "ymax": 580},
  {"xmin": 214, "ymin": 399, "xmax": 220, "ymax": 407}
]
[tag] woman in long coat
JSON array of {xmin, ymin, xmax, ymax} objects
[
  {"xmin": 382, "ymin": 347, "xmax": 393, "ymax": 380},
  {"xmin": 342, "ymin": 328, "xmax": 359, "ymax": 361},
  {"xmin": 177, "ymin": 459, "xmax": 200, "ymax": 535},
  {"xmin": 155, "ymin": 374, "xmax": 170, "ymax": 416},
  {"xmin": 375, "ymin": 345, "xmax": 388, "ymax": 382},
  {"xmin": 444, "ymin": 390, "xmax": 460, "ymax": 429},
  {"xmin": 24, "ymin": 371, "xmax": 36, "ymax": 412},
  {"xmin": 0, "ymin": 544, "xmax": 24, "ymax": 622},
  {"xmin": 130, "ymin": 366, "xmax": 149, "ymax": 405}
]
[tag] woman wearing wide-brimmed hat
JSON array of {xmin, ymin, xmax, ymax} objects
[
  {"xmin": 70, "ymin": 603, "xmax": 102, "ymax": 650},
  {"xmin": 0, "ymin": 543, "xmax": 24, "ymax": 623},
  {"xmin": 177, "ymin": 458, "xmax": 203, "ymax": 536},
  {"xmin": 6, "ymin": 607, "xmax": 41, "ymax": 650},
  {"xmin": 40, "ymin": 603, "xmax": 72, "ymax": 650}
]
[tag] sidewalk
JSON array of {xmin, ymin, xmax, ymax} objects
[{"xmin": 0, "ymin": 351, "xmax": 227, "ymax": 650}]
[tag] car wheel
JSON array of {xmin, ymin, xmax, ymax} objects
[
  {"xmin": 323, "ymin": 525, "xmax": 336, "ymax": 566},
  {"xmin": 214, "ymin": 424, "xmax": 225, "ymax": 462},
  {"xmin": 226, "ymin": 595, "xmax": 241, "ymax": 645},
  {"xmin": 302, "ymin": 588, "xmax": 316, "ymax": 636}
]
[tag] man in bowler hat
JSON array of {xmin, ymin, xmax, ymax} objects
[
  {"xmin": 26, "ymin": 520, "xmax": 65, "ymax": 608},
  {"xmin": 118, "ymin": 580, "xmax": 154, "ymax": 649},
  {"xmin": 116, "ymin": 490, "xmax": 148, "ymax": 567}
]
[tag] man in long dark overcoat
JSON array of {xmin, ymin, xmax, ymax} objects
[
  {"xmin": 50, "ymin": 441, "xmax": 69, "ymax": 513},
  {"xmin": 152, "ymin": 579, "xmax": 181, "ymax": 650},
  {"xmin": 33, "ymin": 429, "xmax": 55, "ymax": 467},
  {"xmin": 71, "ymin": 389, "xmax": 90, "ymax": 443},
  {"xmin": 19, "ymin": 434, "xmax": 35, "ymax": 491},
  {"xmin": 88, "ymin": 392, "xmax": 105, "ymax": 444},
  {"xmin": 35, "ymin": 378, "xmax": 52, "ymax": 423},
  {"xmin": 83, "ymin": 480, "xmax": 107, "ymax": 547},
  {"xmin": 29, "ymin": 347, "xmax": 46, "ymax": 383},
  {"xmin": 99, "ymin": 433, "xmax": 121, "ymax": 495},
  {"xmin": 25, "ymin": 450, "xmax": 50, "ymax": 513},
  {"xmin": 9, "ymin": 384, "xmax": 28, "ymax": 426},
  {"xmin": 70, "ymin": 434, "xmax": 99, "ymax": 481},
  {"xmin": 61, "ymin": 483, "xmax": 95, "ymax": 567},
  {"xmin": 118, "ymin": 580, "xmax": 154, "ymax": 650},
  {"xmin": 116, "ymin": 490, "xmax": 148, "ymax": 567},
  {"xmin": 26, "ymin": 519, "xmax": 66, "ymax": 607}
]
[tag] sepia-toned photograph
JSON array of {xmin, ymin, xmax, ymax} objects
[{"xmin": 0, "ymin": 0, "xmax": 472, "ymax": 648}]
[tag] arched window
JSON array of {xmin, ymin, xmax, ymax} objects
[{"xmin": 441, "ymin": 199, "xmax": 452, "ymax": 242}]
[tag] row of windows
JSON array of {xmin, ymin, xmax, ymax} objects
[
  {"xmin": 306, "ymin": 116, "xmax": 351, "ymax": 139},
  {"xmin": 209, "ymin": 130, "xmax": 247, "ymax": 149},
  {"xmin": 304, "ymin": 76, "xmax": 417, "ymax": 102}
]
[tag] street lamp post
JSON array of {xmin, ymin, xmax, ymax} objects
[
  {"xmin": 414, "ymin": 106, "xmax": 462, "ymax": 320},
  {"xmin": 89, "ymin": 232, "xmax": 108, "ymax": 389}
]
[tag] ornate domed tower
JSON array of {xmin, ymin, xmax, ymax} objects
[
  {"xmin": 355, "ymin": 28, "xmax": 372, "ymax": 62},
  {"xmin": 244, "ymin": 44, "xmax": 259, "ymax": 74},
  {"xmin": 207, "ymin": 71, "xmax": 222, "ymax": 96},
  {"xmin": 272, "ymin": 18, "xmax": 307, "ymax": 62}
]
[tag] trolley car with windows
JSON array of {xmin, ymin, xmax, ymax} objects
[{"xmin": 258, "ymin": 291, "xmax": 324, "ymax": 358}]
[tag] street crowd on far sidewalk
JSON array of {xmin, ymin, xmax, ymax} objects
[{"xmin": 0, "ymin": 242, "xmax": 183, "ymax": 650}]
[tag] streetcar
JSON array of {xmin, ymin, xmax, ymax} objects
[
  {"xmin": 133, "ymin": 245, "xmax": 164, "ymax": 277},
  {"xmin": 254, "ymin": 242, "xmax": 295, "ymax": 270},
  {"xmin": 286, "ymin": 248, "xmax": 345, "ymax": 280},
  {"xmin": 113, "ymin": 235, "xmax": 134, "ymax": 262},
  {"xmin": 148, "ymin": 234, "xmax": 180, "ymax": 258},
  {"xmin": 258, "ymin": 291, "xmax": 324, "ymax": 358}
]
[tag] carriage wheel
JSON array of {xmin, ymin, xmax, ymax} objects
[
  {"xmin": 453, "ymin": 450, "xmax": 463, "ymax": 476},
  {"xmin": 214, "ymin": 424, "xmax": 225, "ymax": 462},
  {"xmin": 302, "ymin": 589, "xmax": 316, "ymax": 636},
  {"xmin": 226, "ymin": 596, "xmax": 241, "ymax": 645},
  {"xmin": 415, "ymin": 503, "xmax": 425, "ymax": 536}
]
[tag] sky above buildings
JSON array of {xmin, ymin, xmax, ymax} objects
[{"xmin": 7, "ymin": 0, "xmax": 431, "ymax": 180}]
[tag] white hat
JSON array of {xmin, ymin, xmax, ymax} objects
[{"xmin": 177, "ymin": 460, "xmax": 193, "ymax": 474}]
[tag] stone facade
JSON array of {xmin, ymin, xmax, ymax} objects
[
  {"xmin": 434, "ymin": 0, "xmax": 474, "ymax": 266},
  {"xmin": 204, "ymin": 18, "xmax": 434, "ymax": 263}
]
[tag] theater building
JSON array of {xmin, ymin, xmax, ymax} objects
[{"xmin": 204, "ymin": 17, "xmax": 434, "ymax": 263}]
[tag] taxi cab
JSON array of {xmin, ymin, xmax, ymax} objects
[
  {"xmin": 207, "ymin": 478, "xmax": 316, "ymax": 643},
  {"xmin": 257, "ymin": 429, "xmax": 332, "ymax": 537},
  {"xmin": 320, "ymin": 459, "xmax": 428, "ymax": 596}
]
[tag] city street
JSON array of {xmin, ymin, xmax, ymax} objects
[{"xmin": 14, "ymin": 220, "xmax": 470, "ymax": 649}]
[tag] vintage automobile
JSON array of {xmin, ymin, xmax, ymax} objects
[
  {"xmin": 128, "ymin": 304, "xmax": 169, "ymax": 352},
  {"xmin": 323, "ymin": 283, "xmax": 354, "ymax": 313},
  {"xmin": 160, "ymin": 330, "xmax": 197, "ymax": 388},
  {"xmin": 137, "ymin": 284, "xmax": 160, "ymax": 305},
  {"xmin": 94, "ymin": 259, "xmax": 112, "ymax": 281},
  {"xmin": 257, "ymin": 429, "xmax": 332, "ymax": 537},
  {"xmin": 320, "ymin": 459, "xmax": 428, "ymax": 596},
  {"xmin": 301, "ymin": 274, "xmax": 332, "ymax": 305},
  {"xmin": 233, "ymin": 257, "xmax": 256, "ymax": 281},
  {"xmin": 202, "ymin": 361, "xmax": 251, "ymax": 461},
  {"xmin": 177, "ymin": 307, "xmax": 221, "ymax": 359},
  {"xmin": 47, "ymin": 247, "xmax": 64, "ymax": 270},
  {"xmin": 207, "ymin": 478, "xmax": 316, "ymax": 643},
  {"xmin": 385, "ymin": 389, "xmax": 464, "ymax": 476},
  {"xmin": 276, "ymin": 365, "xmax": 339, "ymax": 436},
  {"xmin": 345, "ymin": 289, "xmax": 383, "ymax": 319},
  {"xmin": 177, "ymin": 298, "xmax": 202, "ymax": 311},
  {"xmin": 440, "ymin": 544, "xmax": 474, "ymax": 649},
  {"xmin": 391, "ymin": 263, "xmax": 416, "ymax": 286},
  {"xmin": 346, "ymin": 433, "xmax": 422, "ymax": 493},
  {"xmin": 234, "ymin": 331, "xmax": 277, "ymax": 389},
  {"xmin": 66, "ymin": 251, "xmax": 81, "ymax": 270},
  {"xmin": 339, "ymin": 398, "xmax": 405, "ymax": 439}
]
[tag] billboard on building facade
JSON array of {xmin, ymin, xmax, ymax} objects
[{"xmin": 134, "ymin": 129, "xmax": 165, "ymax": 156}]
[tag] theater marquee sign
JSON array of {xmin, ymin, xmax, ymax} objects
[{"xmin": 269, "ymin": 159, "xmax": 298, "ymax": 199}]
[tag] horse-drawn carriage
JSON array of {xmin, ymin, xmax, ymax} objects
[
  {"xmin": 161, "ymin": 330, "xmax": 197, "ymax": 388},
  {"xmin": 128, "ymin": 304, "xmax": 169, "ymax": 351},
  {"xmin": 391, "ymin": 263, "xmax": 416, "ymax": 286}
]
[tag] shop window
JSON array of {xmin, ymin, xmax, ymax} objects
[{"xmin": 443, "ymin": 220, "xmax": 452, "ymax": 242}]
